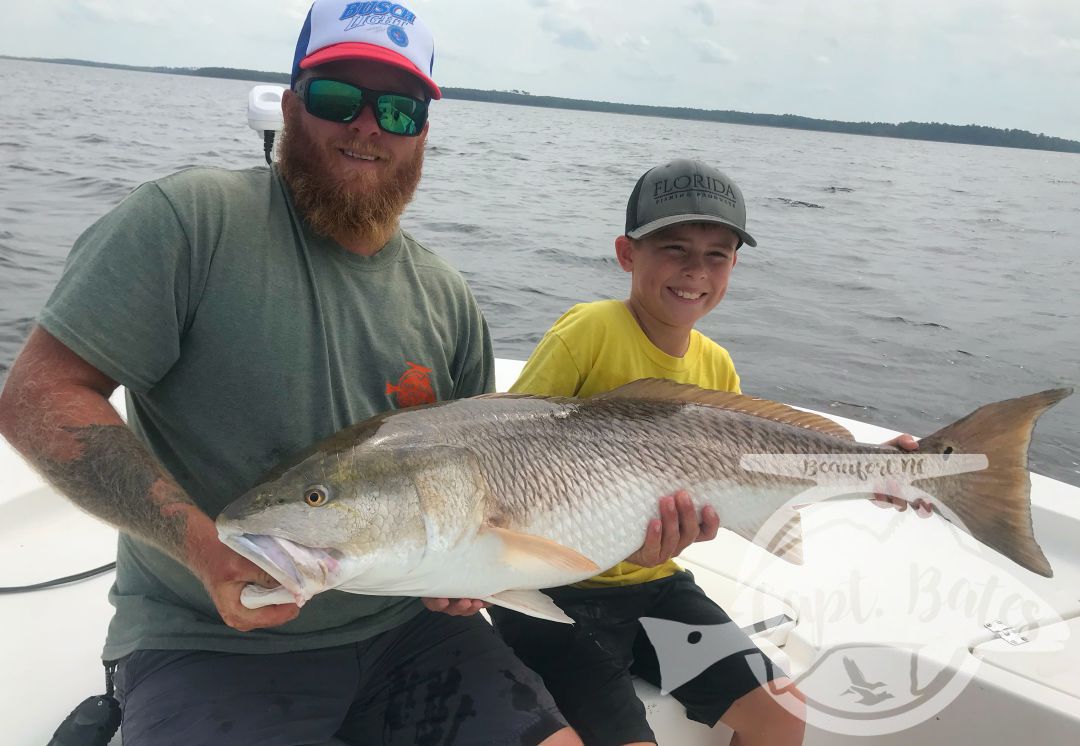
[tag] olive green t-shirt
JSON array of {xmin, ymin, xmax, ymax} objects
[{"xmin": 38, "ymin": 166, "xmax": 495, "ymax": 659}]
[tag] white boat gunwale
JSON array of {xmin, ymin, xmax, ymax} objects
[{"xmin": 3, "ymin": 358, "xmax": 1079, "ymax": 745}]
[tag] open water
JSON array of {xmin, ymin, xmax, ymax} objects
[{"xmin": 1, "ymin": 59, "xmax": 1077, "ymax": 485}]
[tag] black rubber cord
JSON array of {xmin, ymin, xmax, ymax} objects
[
  {"xmin": 263, "ymin": 130, "xmax": 276, "ymax": 165},
  {"xmin": 0, "ymin": 562, "xmax": 116, "ymax": 594}
]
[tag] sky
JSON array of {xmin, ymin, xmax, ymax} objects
[{"xmin": 5, "ymin": 0, "xmax": 1079, "ymax": 140}]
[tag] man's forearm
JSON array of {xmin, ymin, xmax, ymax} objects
[
  {"xmin": 1, "ymin": 379, "xmax": 201, "ymax": 565},
  {"xmin": 0, "ymin": 327, "xmax": 210, "ymax": 567},
  {"xmin": 37, "ymin": 422, "xmax": 199, "ymax": 562},
  {"xmin": 3, "ymin": 377, "xmax": 302, "ymax": 629}
]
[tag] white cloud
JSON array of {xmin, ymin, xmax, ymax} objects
[
  {"xmin": 74, "ymin": 0, "xmax": 167, "ymax": 25},
  {"xmin": 616, "ymin": 35, "xmax": 651, "ymax": 56},
  {"xmin": 696, "ymin": 40, "xmax": 737, "ymax": 64},
  {"xmin": 687, "ymin": 0, "xmax": 716, "ymax": 26},
  {"xmin": 526, "ymin": 0, "xmax": 601, "ymax": 51},
  {"xmin": 542, "ymin": 20, "xmax": 600, "ymax": 51}
]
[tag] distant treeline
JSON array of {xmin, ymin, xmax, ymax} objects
[
  {"xmin": 445, "ymin": 89, "xmax": 1080, "ymax": 154},
  {"xmin": 16, "ymin": 57, "xmax": 293, "ymax": 84},
  {"xmin": 9, "ymin": 56, "xmax": 1080, "ymax": 154}
]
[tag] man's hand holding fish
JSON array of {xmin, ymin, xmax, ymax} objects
[{"xmin": 186, "ymin": 511, "xmax": 301, "ymax": 631}]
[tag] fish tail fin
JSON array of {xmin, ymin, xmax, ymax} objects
[{"xmin": 915, "ymin": 388, "xmax": 1070, "ymax": 578}]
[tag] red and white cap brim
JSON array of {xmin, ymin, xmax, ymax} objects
[{"xmin": 301, "ymin": 42, "xmax": 441, "ymax": 99}]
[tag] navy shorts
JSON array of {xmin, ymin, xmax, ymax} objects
[
  {"xmin": 114, "ymin": 610, "xmax": 566, "ymax": 746},
  {"xmin": 490, "ymin": 571, "xmax": 783, "ymax": 746}
]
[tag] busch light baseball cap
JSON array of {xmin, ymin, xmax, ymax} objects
[
  {"xmin": 291, "ymin": 1, "xmax": 441, "ymax": 99},
  {"xmin": 625, "ymin": 159, "xmax": 756, "ymax": 247}
]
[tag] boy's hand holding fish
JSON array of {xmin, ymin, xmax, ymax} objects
[
  {"xmin": 870, "ymin": 434, "xmax": 935, "ymax": 517},
  {"xmin": 625, "ymin": 490, "xmax": 721, "ymax": 567}
]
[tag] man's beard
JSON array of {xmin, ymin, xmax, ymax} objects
[{"xmin": 277, "ymin": 108, "xmax": 424, "ymax": 247}]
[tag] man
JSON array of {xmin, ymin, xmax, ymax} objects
[{"xmin": 0, "ymin": 3, "xmax": 596, "ymax": 743}]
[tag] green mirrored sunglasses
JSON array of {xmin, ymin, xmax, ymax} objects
[{"xmin": 295, "ymin": 78, "xmax": 428, "ymax": 137}]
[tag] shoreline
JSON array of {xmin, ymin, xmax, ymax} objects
[{"xmin": 4, "ymin": 54, "xmax": 1079, "ymax": 155}]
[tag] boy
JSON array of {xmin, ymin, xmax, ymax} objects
[{"xmin": 488, "ymin": 159, "xmax": 806, "ymax": 746}]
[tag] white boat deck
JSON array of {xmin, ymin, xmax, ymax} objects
[{"xmin": 3, "ymin": 359, "xmax": 1078, "ymax": 744}]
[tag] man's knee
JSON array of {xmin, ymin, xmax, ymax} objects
[{"xmin": 538, "ymin": 725, "xmax": 584, "ymax": 746}]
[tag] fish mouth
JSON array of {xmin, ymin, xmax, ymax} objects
[{"xmin": 220, "ymin": 532, "xmax": 343, "ymax": 604}]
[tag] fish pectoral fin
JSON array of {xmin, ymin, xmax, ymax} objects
[
  {"xmin": 485, "ymin": 589, "xmax": 574, "ymax": 624},
  {"xmin": 482, "ymin": 525, "xmax": 600, "ymax": 574}
]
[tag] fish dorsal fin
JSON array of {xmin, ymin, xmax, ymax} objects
[{"xmin": 595, "ymin": 379, "xmax": 855, "ymax": 441}]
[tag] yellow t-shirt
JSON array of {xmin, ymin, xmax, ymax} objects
[{"xmin": 510, "ymin": 299, "xmax": 741, "ymax": 587}]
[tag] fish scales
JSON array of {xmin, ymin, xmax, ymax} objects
[
  {"xmin": 217, "ymin": 383, "xmax": 1069, "ymax": 621},
  {"xmin": 369, "ymin": 396, "xmax": 873, "ymax": 568}
]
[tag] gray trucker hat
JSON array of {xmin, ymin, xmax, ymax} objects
[{"xmin": 625, "ymin": 159, "xmax": 756, "ymax": 247}]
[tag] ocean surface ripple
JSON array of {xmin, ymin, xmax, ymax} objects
[{"xmin": 1, "ymin": 59, "xmax": 1077, "ymax": 485}]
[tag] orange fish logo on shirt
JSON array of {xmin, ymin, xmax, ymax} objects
[{"xmin": 386, "ymin": 362, "xmax": 436, "ymax": 408}]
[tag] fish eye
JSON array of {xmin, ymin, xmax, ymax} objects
[{"xmin": 304, "ymin": 486, "xmax": 330, "ymax": 507}]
